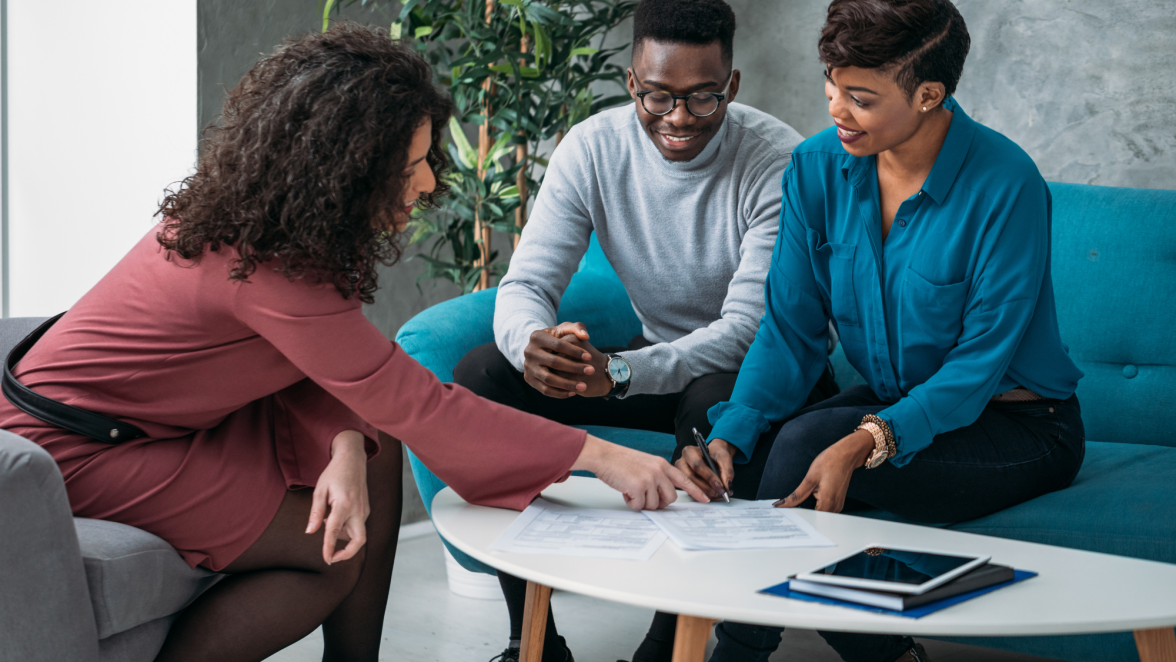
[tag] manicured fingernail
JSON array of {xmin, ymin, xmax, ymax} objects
[
  {"xmin": 306, "ymin": 523, "xmax": 314, "ymax": 534},
  {"xmin": 712, "ymin": 482, "xmax": 724, "ymax": 492},
  {"xmin": 772, "ymin": 499, "xmax": 786, "ymax": 507}
]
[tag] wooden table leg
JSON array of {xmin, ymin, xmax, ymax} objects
[
  {"xmin": 1135, "ymin": 628, "xmax": 1176, "ymax": 662},
  {"xmin": 519, "ymin": 581, "xmax": 553, "ymax": 662},
  {"xmin": 672, "ymin": 614, "xmax": 716, "ymax": 662}
]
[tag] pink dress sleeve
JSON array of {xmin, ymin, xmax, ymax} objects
[{"xmin": 231, "ymin": 267, "xmax": 586, "ymax": 511}]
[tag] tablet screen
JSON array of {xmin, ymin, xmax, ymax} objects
[{"xmin": 809, "ymin": 547, "xmax": 978, "ymax": 586}]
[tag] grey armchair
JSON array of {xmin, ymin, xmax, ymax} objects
[{"xmin": 0, "ymin": 318, "xmax": 221, "ymax": 662}]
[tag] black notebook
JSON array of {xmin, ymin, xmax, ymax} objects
[{"xmin": 788, "ymin": 563, "xmax": 1016, "ymax": 611}]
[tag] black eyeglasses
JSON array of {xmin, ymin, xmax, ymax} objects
[{"xmin": 634, "ymin": 72, "xmax": 733, "ymax": 118}]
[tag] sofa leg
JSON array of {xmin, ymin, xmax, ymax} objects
[
  {"xmin": 1135, "ymin": 628, "xmax": 1176, "ymax": 662},
  {"xmin": 519, "ymin": 581, "xmax": 552, "ymax": 662}
]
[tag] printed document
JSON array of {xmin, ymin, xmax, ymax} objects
[
  {"xmin": 491, "ymin": 498, "xmax": 667, "ymax": 560},
  {"xmin": 642, "ymin": 500, "xmax": 835, "ymax": 550}
]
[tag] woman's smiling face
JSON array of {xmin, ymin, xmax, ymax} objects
[
  {"xmin": 824, "ymin": 65, "xmax": 942, "ymax": 157},
  {"xmin": 392, "ymin": 118, "xmax": 436, "ymax": 232}
]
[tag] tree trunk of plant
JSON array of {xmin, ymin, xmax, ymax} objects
[
  {"xmin": 473, "ymin": 0, "xmax": 496, "ymax": 291},
  {"xmin": 514, "ymin": 33, "xmax": 530, "ymax": 251}
]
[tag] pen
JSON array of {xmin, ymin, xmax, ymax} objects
[{"xmin": 692, "ymin": 427, "xmax": 730, "ymax": 503}]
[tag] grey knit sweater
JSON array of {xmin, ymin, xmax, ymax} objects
[{"xmin": 493, "ymin": 102, "xmax": 803, "ymax": 396}]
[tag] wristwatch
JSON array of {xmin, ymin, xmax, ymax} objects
[{"xmin": 604, "ymin": 353, "xmax": 632, "ymax": 398}]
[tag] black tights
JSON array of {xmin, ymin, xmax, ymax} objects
[
  {"xmin": 498, "ymin": 572, "xmax": 568, "ymax": 660},
  {"xmin": 154, "ymin": 433, "xmax": 403, "ymax": 662}
]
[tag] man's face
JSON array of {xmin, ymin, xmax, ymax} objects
[{"xmin": 627, "ymin": 39, "xmax": 740, "ymax": 162}]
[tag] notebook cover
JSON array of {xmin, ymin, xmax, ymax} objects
[{"xmin": 759, "ymin": 570, "xmax": 1037, "ymax": 619}]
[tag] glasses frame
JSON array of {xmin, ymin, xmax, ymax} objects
[{"xmin": 633, "ymin": 72, "xmax": 734, "ymax": 118}]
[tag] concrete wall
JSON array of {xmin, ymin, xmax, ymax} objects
[
  {"xmin": 198, "ymin": 0, "xmax": 459, "ymax": 524},
  {"xmin": 726, "ymin": 0, "xmax": 1176, "ymax": 190}
]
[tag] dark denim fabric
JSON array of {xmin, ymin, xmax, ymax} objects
[{"xmin": 710, "ymin": 386, "xmax": 1085, "ymax": 662}]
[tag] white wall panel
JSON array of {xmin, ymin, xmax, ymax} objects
[{"xmin": 7, "ymin": 0, "xmax": 196, "ymax": 316}]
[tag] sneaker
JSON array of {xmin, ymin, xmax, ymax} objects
[
  {"xmin": 895, "ymin": 642, "xmax": 931, "ymax": 662},
  {"xmin": 488, "ymin": 638, "xmax": 574, "ymax": 662}
]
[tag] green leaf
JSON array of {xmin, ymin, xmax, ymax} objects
[
  {"xmin": 499, "ymin": 0, "xmax": 524, "ymax": 6},
  {"xmin": 389, "ymin": 21, "xmax": 403, "ymax": 40},
  {"xmin": 414, "ymin": 25, "xmax": 434, "ymax": 38},
  {"xmin": 321, "ymin": 0, "xmax": 337, "ymax": 32},
  {"xmin": 483, "ymin": 132, "xmax": 515, "ymax": 170},
  {"xmin": 448, "ymin": 116, "xmax": 478, "ymax": 170},
  {"xmin": 488, "ymin": 64, "xmax": 515, "ymax": 75},
  {"xmin": 498, "ymin": 185, "xmax": 520, "ymax": 198},
  {"xmin": 397, "ymin": 0, "xmax": 424, "ymax": 22},
  {"xmin": 569, "ymin": 47, "xmax": 599, "ymax": 57}
]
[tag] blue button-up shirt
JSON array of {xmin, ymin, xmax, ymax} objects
[{"xmin": 709, "ymin": 99, "xmax": 1083, "ymax": 467}]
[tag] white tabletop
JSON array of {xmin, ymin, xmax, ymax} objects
[{"xmin": 432, "ymin": 477, "xmax": 1176, "ymax": 637}]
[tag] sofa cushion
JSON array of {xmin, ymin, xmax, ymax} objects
[
  {"xmin": 75, "ymin": 518, "xmax": 222, "ymax": 640},
  {"xmin": 1047, "ymin": 183, "xmax": 1176, "ymax": 449},
  {"xmin": 949, "ymin": 441, "xmax": 1176, "ymax": 563},
  {"xmin": 849, "ymin": 441, "xmax": 1176, "ymax": 564}
]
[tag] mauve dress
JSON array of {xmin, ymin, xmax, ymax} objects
[{"xmin": 0, "ymin": 226, "xmax": 585, "ymax": 571}]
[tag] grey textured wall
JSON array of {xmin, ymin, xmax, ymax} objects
[
  {"xmin": 198, "ymin": 0, "xmax": 458, "ymax": 524},
  {"xmin": 726, "ymin": 0, "xmax": 1176, "ymax": 190}
]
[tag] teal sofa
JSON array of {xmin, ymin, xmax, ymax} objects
[{"xmin": 395, "ymin": 182, "xmax": 1176, "ymax": 662}]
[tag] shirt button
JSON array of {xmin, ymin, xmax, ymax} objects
[{"xmin": 897, "ymin": 219, "xmax": 907, "ymax": 227}]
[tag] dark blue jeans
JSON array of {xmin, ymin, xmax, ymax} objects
[{"xmin": 710, "ymin": 385, "xmax": 1085, "ymax": 662}]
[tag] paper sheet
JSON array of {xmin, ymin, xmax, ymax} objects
[
  {"xmin": 642, "ymin": 500, "xmax": 835, "ymax": 550},
  {"xmin": 490, "ymin": 498, "xmax": 667, "ymax": 560}
]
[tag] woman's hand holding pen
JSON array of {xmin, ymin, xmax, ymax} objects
[{"xmin": 676, "ymin": 438, "xmax": 737, "ymax": 500}]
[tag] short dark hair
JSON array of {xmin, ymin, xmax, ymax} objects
[
  {"xmin": 818, "ymin": 0, "xmax": 970, "ymax": 98},
  {"xmin": 633, "ymin": 0, "xmax": 737, "ymax": 65}
]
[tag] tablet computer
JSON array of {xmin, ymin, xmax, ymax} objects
[{"xmin": 794, "ymin": 545, "xmax": 991, "ymax": 595}]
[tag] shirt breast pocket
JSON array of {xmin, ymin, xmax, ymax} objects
[
  {"xmin": 827, "ymin": 243, "xmax": 860, "ymax": 328},
  {"xmin": 900, "ymin": 266, "xmax": 969, "ymax": 352}
]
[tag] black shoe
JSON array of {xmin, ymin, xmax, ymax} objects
[
  {"xmin": 489, "ymin": 638, "xmax": 574, "ymax": 662},
  {"xmin": 895, "ymin": 642, "xmax": 931, "ymax": 662}
]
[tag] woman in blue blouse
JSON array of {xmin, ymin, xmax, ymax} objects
[{"xmin": 675, "ymin": 1, "xmax": 1086, "ymax": 660}]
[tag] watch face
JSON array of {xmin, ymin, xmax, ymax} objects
[{"xmin": 608, "ymin": 356, "xmax": 631, "ymax": 383}]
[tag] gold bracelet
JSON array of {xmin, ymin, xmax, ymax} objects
[{"xmin": 861, "ymin": 414, "xmax": 897, "ymax": 458}]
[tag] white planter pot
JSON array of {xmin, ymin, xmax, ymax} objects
[{"xmin": 443, "ymin": 546, "xmax": 504, "ymax": 600}]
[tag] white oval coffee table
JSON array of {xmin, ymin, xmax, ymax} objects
[{"xmin": 432, "ymin": 476, "xmax": 1176, "ymax": 662}]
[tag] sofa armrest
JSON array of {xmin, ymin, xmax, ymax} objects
[{"xmin": 0, "ymin": 430, "xmax": 100, "ymax": 662}]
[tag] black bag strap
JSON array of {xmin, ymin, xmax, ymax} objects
[{"xmin": 2, "ymin": 313, "xmax": 146, "ymax": 443}]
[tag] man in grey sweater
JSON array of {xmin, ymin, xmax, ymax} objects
[{"xmin": 453, "ymin": 1, "xmax": 836, "ymax": 661}]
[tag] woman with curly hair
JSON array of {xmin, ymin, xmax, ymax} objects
[{"xmin": 0, "ymin": 23, "xmax": 705, "ymax": 662}]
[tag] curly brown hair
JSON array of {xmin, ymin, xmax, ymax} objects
[{"xmin": 157, "ymin": 22, "xmax": 452, "ymax": 303}]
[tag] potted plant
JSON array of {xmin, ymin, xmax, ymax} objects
[{"xmin": 324, "ymin": 0, "xmax": 637, "ymax": 292}]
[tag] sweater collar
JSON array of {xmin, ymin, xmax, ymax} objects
[{"xmin": 634, "ymin": 107, "xmax": 731, "ymax": 177}]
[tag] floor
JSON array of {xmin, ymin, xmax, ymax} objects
[{"xmin": 264, "ymin": 530, "xmax": 1062, "ymax": 662}]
